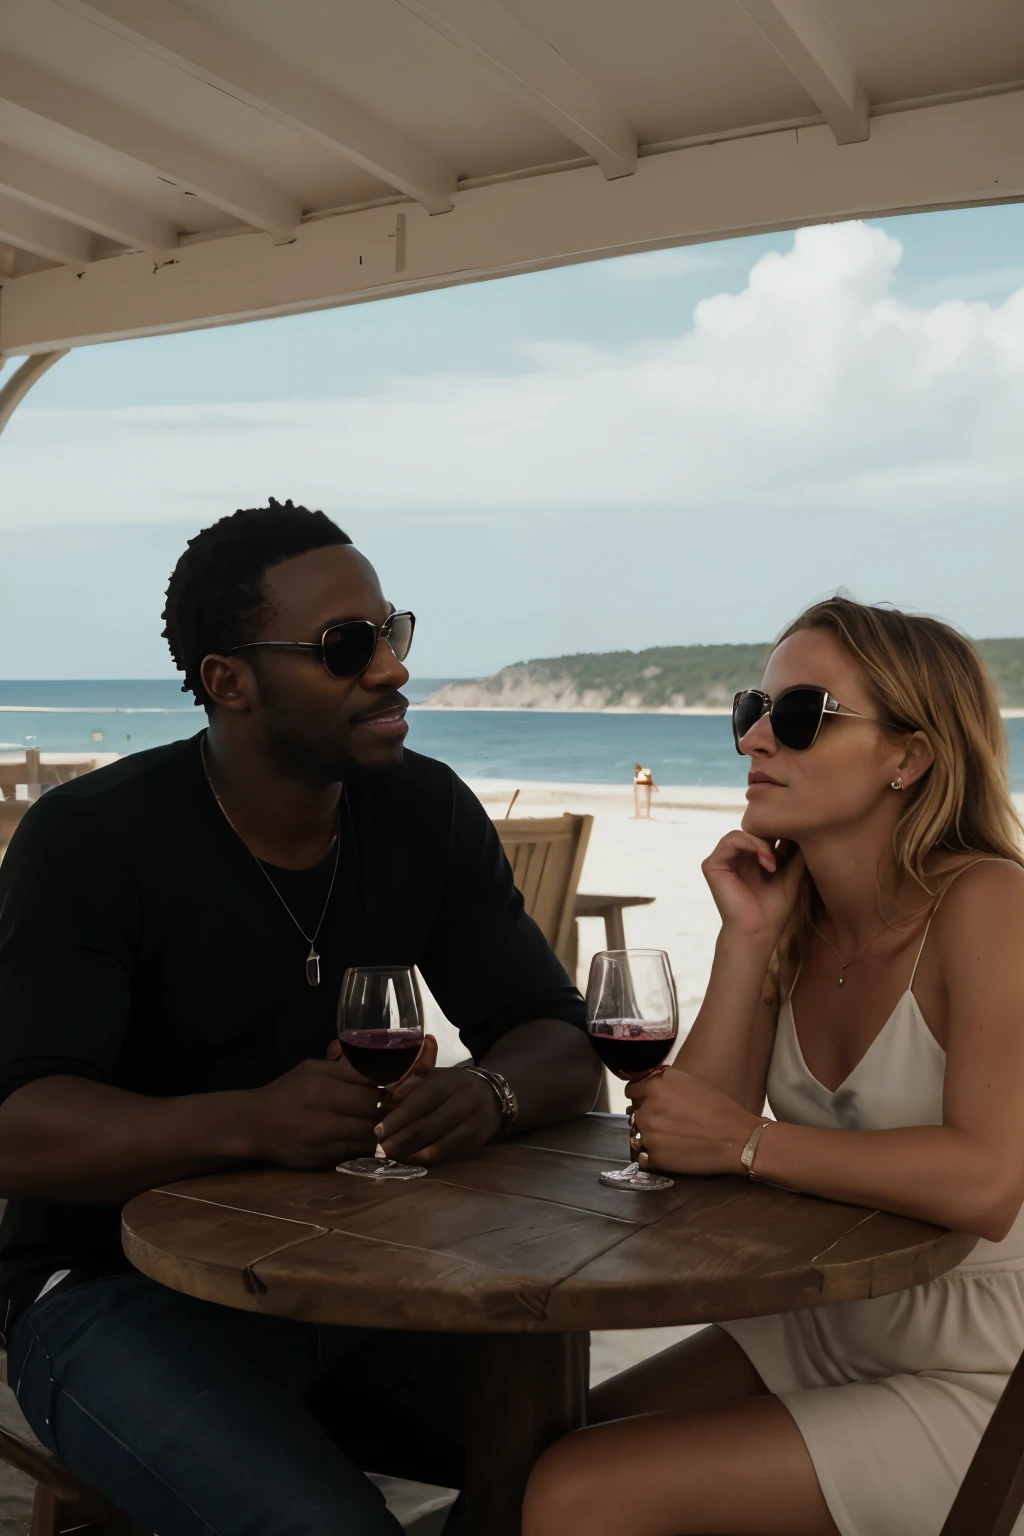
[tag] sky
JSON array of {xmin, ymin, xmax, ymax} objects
[{"xmin": 2, "ymin": 202, "xmax": 1024, "ymax": 680}]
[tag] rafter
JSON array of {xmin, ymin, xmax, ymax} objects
[
  {"xmin": 735, "ymin": 0, "xmax": 868, "ymax": 144},
  {"xmin": 0, "ymin": 351, "xmax": 68, "ymax": 438},
  {"xmin": 5, "ymin": 89, "xmax": 1021, "ymax": 355},
  {"xmin": 56, "ymin": 0, "xmax": 457, "ymax": 214},
  {"xmin": 0, "ymin": 192, "xmax": 93, "ymax": 266},
  {"xmin": 396, "ymin": 0, "xmax": 637, "ymax": 179},
  {"xmin": 0, "ymin": 145, "xmax": 177, "ymax": 252},
  {"xmin": 0, "ymin": 51, "xmax": 301, "ymax": 239}
]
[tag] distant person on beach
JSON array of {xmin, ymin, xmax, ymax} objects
[
  {"xmin": 524, "ymin": 597, "xmax": 1024, "ymax": 1536},
  {"xmin": 0, "ymin": 499, "xmax": 600, "ymax": 1536},
  {"xmin": 633, "ymin": 762, "xmax": 656, "ymax": 818}
]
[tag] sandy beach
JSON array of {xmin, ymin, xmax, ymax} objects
[{"xmin": 424, "ymin": 778, "xmax": 744, "ymax": 1109}]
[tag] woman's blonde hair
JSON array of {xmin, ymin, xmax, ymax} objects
[{"xmin": 770, "ymin": 597, "xmax": 1024, "ymax": 993}]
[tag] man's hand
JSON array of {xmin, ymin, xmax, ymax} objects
[
  {"xmin": 377, "ymin": 1066, "xmax": 502, "ymax": 1164},
  {"xmin": 244, "ymin": 1056, "xmax": 380, "ymax": 1169}
]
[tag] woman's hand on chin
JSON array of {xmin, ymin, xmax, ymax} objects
[
  {"xmin": 702, "ymin": 829, "xmax": 805, "ymax": 946},
  {"xmin": 628, "ymin": 1069, "xmax": 761, "ymax": 1176}
]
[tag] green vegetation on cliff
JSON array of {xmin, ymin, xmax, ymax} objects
[
  {"xmin": 426, "ymin": 638, "xmax": 1024, "ymax": 711},
  {"xmin": 501, "ymin": 643, "xmax": 771, "ymax": 709},
  {"xmin": 977, "ymin": 640, "xmax": 1024, "ymax": 707}
]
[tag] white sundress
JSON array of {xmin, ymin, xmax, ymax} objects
[{"xmin": 720, "ymin": 913, "xmax": 1024, "ymax": 1536}]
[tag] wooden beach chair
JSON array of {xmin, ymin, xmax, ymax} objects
[
  {"xmin": 939, "ymin": 1342, "xmax": 1024, "ymax": 1534},
  {"xmin": 493, "ymin": 813, "xmax": 593, "ymax": 977},
  {"xmin": 0, "ymin": 753, "xmax": 97, "ymax": 803},
  {"xmin": 494, "ymin": 813, "xmax": 610, "ymax": 1110}
]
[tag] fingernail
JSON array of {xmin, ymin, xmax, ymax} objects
[
  {"xmin": 374, "ymin": 1124, "xmax": 384, "ymax": 1139},
  {"xmin": 638, "ymin": 1153, "xmax": 648, "ymax": 1166}
]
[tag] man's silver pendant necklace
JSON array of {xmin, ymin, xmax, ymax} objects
[{"xmin": 201, "ymin": 736, "xmax": 341, "ymax": 987}]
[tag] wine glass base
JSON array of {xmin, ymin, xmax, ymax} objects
[
  {"xmin": 599, "ymin": 1162, "xmax": 674, "ymax": 1191},
  {"xmin": 335, "ymin": 1157, "xmax": 428, "ymax": 1181}
]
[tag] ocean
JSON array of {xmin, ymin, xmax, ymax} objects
[{"xmin": 4, "ymin": 680, "xmax": 1024, "ymax": 791}]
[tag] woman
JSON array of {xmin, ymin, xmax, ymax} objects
[{"xmin": 522, "ymin": 597, "xmax": 1024, "ymax": 1536}]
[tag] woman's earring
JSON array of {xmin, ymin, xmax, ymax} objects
[{"xmin": 891, "ymin": 776, "xmax": 904, "ymax": 791}]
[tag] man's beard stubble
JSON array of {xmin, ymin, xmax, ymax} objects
[{"xmin": 255, "ymin": 673, "xmax": 409, "ymax": 789}]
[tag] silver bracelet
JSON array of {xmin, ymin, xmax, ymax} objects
[{"xmin": 464, "ymin": 1066, "xmax": 519, "ymax": 1140}]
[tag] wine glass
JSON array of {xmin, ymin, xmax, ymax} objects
[
  {"xmin": 335, "ymin": 965, "xmax": 428, "ymax": 1181},
  {"xmin": 586, "ymin": 949, "xmax": 678, "ymax": 1191}
]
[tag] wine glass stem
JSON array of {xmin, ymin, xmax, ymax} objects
[
  {"xmin": 374, "ymin": 1086, "xmax": 387, "ymax": 1162},
  {"xmin": 626, "ymin": 1106, "xmax": 641, "ymax": 1174}
]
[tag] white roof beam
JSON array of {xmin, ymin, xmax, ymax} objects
[
  {"xmin": 735, "ymin": 0, "xmax": 869, "ymax": 145},
  {"xmin": 56, "ymin": 0, "xmax": 457, "ymax": 215},
  {"xmin": 0, "ymin": 350, "xmax": 68, "ymax": 438},
  {"xmin": 7, "ymin": 89, "xmax": 1021, "ymax": 355},
  {"xmin": 0, "ymin": 52, "xmax": 301, "ymax": 239},
  {"xmin": 0, "ymin": 145, "xmax": 177, "ymax": 253},
  {"xmin": 0, "ymin": 191, "xmax": 93, "ymax": 266},
  {"xmin": 396, "ymin": 0, "xmax": 637, "ymax": 179}
]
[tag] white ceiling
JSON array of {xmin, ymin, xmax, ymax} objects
[{"xmin": 0, "ymin": 0, "xmax": 1021, "ymax": 353}]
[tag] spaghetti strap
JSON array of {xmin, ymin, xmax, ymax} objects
[{"xmin": 908, "ymin": 858, "xmax": 988, "ymax": 989}]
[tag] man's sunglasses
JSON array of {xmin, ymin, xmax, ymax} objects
[
  {"xmin": 732, "ymin": 686, "xmax": 888, "ymax": 754},
  {"xmin": 231, "ymin": 611, "xmax": 415, "ymax": 680}
]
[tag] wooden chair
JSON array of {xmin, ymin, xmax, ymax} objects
[
  {"xmin": 493, "ymin": 813, "xmax": 610, "ymax": 1111},
  {"xmin": 940, "ymin": 1343, "xmax": 1024, "ymax": 1534},
  {"xmin": 493, "ymin": 813, "xmax": 593, "ymax": 976},
  {"xmin": 0, "ymin": 1427, "xmax": 142, "ymax": 1536},
  {"xmin": 0, "ymin": 753, "xmax": 97, "ymax": 803}
]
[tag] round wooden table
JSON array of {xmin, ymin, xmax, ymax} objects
[{"xmin": 122, "ymin": 1114, "xmax": 974, "ymax": 1536}]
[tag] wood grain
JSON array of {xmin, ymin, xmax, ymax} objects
[
  {"xmin": 122, "ymin": 1113, "xmax": 976, "ymax": 1536},
  {"xmin": 940, "ymin": 1341, "xmax": 1024, "ymax": 1536},
  {"xmin": 466, "ymin": 1334, "xmax": 588, "ymax": 1536},
  {"xmin": 123, "ymin": 1115, "xmax": 974, "ymax": 1334}
]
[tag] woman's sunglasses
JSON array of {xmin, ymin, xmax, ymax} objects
[
  {"xmin": 732, "ymin": 686, "xmax": 886, "ymax": 754},
  {"xmin": 231, "ymin": 611, "xmax": 415, "ymax": 680}
]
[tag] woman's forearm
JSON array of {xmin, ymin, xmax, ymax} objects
[
  {"xmin": 673, "ymin": 932, "xmax": 777, "ymax": 1111},
  {"xmin": 753, "ymin": 1120, "xmax": 1019, "ymax": 1242}
]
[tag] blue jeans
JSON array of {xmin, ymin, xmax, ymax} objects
[{"xmin": 8, "ymin": 1270, "xmax": 467, "ymax": 1536}]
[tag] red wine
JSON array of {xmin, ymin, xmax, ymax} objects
[
  {"xmin": 340, "ymin": 1029, "xmax": 422, "ymax": 1085},
  {"xmin": 589, "ymin": 1020, "xmax": 676, "ymax": 1081}
]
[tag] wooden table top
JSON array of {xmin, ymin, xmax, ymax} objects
[{"xmin": 122, "ymin": 1114, "xmax": 975, "ymax": 1335}]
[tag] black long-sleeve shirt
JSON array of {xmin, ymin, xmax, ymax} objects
[{"xmin": 0, "ymin": 736, "xmax": 584, "ymax": 1315}]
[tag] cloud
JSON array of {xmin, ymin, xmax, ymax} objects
[
  {"xmin": 910, "ymin": 266, "xmax": 1024, "ymax": 306},
  {"xmin": 3, "ymin": 221, "xmax": 1024, "ymax": 530}
]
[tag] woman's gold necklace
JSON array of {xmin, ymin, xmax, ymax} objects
[
  {"xmin": 809, "ymin": 919, "xmax": 889, "ymax": 988},
  {"xmin": 200, "ymin": 736, "xmax": 341, "ymax": 988},
  {"xmin": 811, "ymin": 888, "xmax": 939, "ymax": 989}
]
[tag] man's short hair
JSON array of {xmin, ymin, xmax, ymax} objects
[{"xmin": 162, "ymin": 498, "xmax": 352, "ymax": 708}]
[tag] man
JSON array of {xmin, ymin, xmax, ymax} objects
[{"xmin": 0, "ymin": 499, "xmax": 601, "ymax": 1536}]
